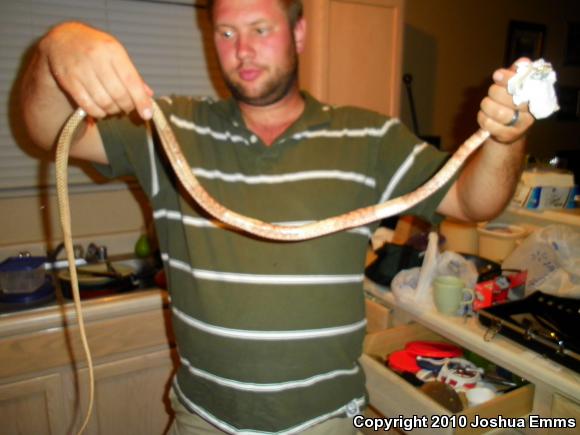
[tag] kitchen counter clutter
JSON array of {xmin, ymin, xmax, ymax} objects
[
  {"xmin": 440, "ymin": 207, "xmax": 580, "ymax": 265},
  {"xmin": 0, "ymin": 253, "xmax": 163, "ymax": 315},
  {"xmin": 363, "ymin": 278, "xmax": 580, "ymax": 434}
]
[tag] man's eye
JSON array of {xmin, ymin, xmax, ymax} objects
[
  {"xmin": 255, "ymin": 27, "xmax": 270, "ymax": 36},
  {"xmin": 220, "ymin": 30, "xmax": 234, "ymax": 39}
]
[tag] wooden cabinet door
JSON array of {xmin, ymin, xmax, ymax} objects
[
  {"xmin": 551, "ymin": 393, "xmax": 580, "ymax": 421},
  {"xmin": 90, "ymin": 350, "xmax": 176, "ymax": 435},
  {"xmin": 300, "ymin": 0, "xmax": 404, "ymax": 117},
  {"xmin": 0, "ymin": 374, "xmax": 67, "ymax": 435},
  {"xmin": 66, "ymin": 349, "xmax": 176, "ymax": 435}
]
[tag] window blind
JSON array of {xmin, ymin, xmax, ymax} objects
[{"xmin": 0, "ymin": 0, "xmax": 225, "ymax": 194}]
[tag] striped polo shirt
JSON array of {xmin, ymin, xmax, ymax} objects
[{"xmin": 95, "ymin": 92, "xmax": 453, "ymax": 434}]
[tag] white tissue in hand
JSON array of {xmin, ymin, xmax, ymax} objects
[{"xmin": 507, "ymin": 59, "xmax": 559, "ymax": 119}]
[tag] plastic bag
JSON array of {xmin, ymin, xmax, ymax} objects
[
  {"xmin": 502, "ymin": 225, "xmax": 580, "ymax": 298},
  {"xmin": 391, "ymin": 232, "xmax": 478, "ymax": 310},
  {"xmin": 391, "ymin": 266, "xmax": 425, "ymax": 306},
  {"xmin": 436, "ymin": 251, "xmax": 478, "ymax": 290}
]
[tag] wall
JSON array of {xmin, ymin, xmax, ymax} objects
[
  {"xmin": 0, "ymin": 186, "xmax": 151, "ymax": 258},
  {"xmin": 400, "ymin": 0, "xmax": 580, "ymax": 159}
]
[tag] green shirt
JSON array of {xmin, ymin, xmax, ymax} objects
[{"xmin": 95, "ymin": 92, "xmax": 453, "ymax": 433}]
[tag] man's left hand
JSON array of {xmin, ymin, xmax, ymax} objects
[{"xmin": 477, "ymin": 58, "xmax": 535, "ymax": 145}]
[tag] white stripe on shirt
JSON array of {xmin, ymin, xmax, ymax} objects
[
  {"xmin": 161, "ymin": 253, "xmax": 364, "ymax": 285},
  {"xmin": 179, "ymin": 356, "xmax": 360, "ymax": 392},
  {"xmin": 170, "ymin": 114, "xmax": 250, "ymax": 145},
  {"xmin": 169, "ymin": 113, "xmax": 398, "ymax": 145},
  {"xmin": 192, "ymin": 168, "xmax": 376, "ymax": 188},
  {"xmin": 173, "ymin": 378, "xmax": 366, "ymax": 434},
  {"xmin": 171, "ymin": 304, "xmax": 366, "ymax": 341},
  {"xmin": 153, "ymin": 209, "xmax": 222, "ymax": 228},
  {"xmin": 145, "ymin": 121, "xmax": 160, "ymax": 197},
  {"xmin": 291, "ymin": 118, "xmax": 399, "ymax": 140},
  {"xmin": 380, "ymin": 142, "xmax": 429, "ymax": 202},
  {"xmin": 153, "ymin": 209, "xmax": 373, "ymax": 238}
]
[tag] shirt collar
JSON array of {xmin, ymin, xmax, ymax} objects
[{"xmin": 212, "ymin": 91, "xmax": 332, "ymax": 136}]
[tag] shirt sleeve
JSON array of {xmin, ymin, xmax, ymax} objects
[
  {"xmin": 374, "ymin": 120, "xmax": 459, "ymax": 224},
  {"xmin": 91, "ymin": 111, "xmax": 163, "ymax": 199}
]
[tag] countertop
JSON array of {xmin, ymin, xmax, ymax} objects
[{"xmin": 0, "ymin": 288, "xmax": 168, "ymax": 339}]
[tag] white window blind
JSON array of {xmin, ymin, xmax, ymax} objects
[{"xmin": 0, "ymin": 0, "xmax": 226, "ymax": 194}]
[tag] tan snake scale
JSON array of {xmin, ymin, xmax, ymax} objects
[{"xmin": 55, "ymin": 101, "xmax": 491, "ymax": 432}]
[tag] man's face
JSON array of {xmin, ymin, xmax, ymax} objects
[{"xmin": 212, "ymin": 0, "xmax": 304, "ymax": 106}]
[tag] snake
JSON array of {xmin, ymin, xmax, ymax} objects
[
  {"xmin": 55, "ymin": 102, "xmax": 489, "ymax": 432},
  {"xmin": 58, "ymin": 101, "xmax": 492, "ymax": 241}
]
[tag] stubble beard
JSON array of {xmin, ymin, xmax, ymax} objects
[{"xmin": 223, "ymin": 45, "xmax": 299, "ymax": 107}]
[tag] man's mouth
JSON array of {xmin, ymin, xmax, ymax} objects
[{"xmin": 238, "ymin": 67, "xmax": 262, "ymax": 81}]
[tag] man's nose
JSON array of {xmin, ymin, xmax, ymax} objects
[{"xmin": 236, "ymin": 34, "xmax": 255, "ymax": 60}]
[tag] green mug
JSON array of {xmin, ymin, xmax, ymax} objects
[{"xmin": 433, "ymin": 276, "xmax": 474, "ymax": 316}]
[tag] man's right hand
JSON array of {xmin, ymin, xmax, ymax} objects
[{"xmin": 40, "ymin": 22, "xmax": 153, "ymax": 120}]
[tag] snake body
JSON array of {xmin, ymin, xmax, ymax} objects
[
  {"xmin": 55, "ymin": 101, "xmax": 490, "ymax": 433},
  {"xmin": 59, "ymin": 101, "xmax": 490, "ymax": 241}
]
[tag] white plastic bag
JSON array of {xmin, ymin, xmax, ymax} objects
[
  {"xmin": 391, "ymin": 232, "xmax": 478, "ymax": 310},
  {"xmin": 391, "ymin": 232, "xmax": 439, "ymax": 309},
  {"xmin": 502, "ymin": 225, "xmax": 580, "ymax": 298},
  {"xmin": 436, "ymin": 251, "xmax": 478, "ymax": 290},
  {"xmin": 391, "ymin": 266, "xmax": 425, "ymax": 305}
]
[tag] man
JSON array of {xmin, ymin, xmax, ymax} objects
[{"xmin": 19, "ymin": 0, "xmax": 533, "ymax": 433}]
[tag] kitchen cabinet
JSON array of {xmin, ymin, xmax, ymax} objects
[
  {"xmin": 0, "ymin": 374, "xmax": 67, "ymax": 434},
  {"xmin": 363, "ymin": 279, "xmax": 580, "ymax": 434},
  {"xmin": 300, "ymin": 0, "xmax": 404, "ymax": 117},
  {"xmin": 551, "ymin": 394, "xmax": 580, "ymax": 426},
  {"xmin": 365, "ymin": 297, "xmax": 394, "ymax": 333},
  {"xmin": 0, "ymin": 290, "xmax": 176, "ymax": 435}
]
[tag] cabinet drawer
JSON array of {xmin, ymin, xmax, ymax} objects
[
  {"xmin": 551, "ymin": 393, "xmax": 580, "ymax": 421},
  {"xmin": 365, "ymin": 298, "xmax": 392, "ymax": 334},
  {"xmin": 361, "ymin": 323, "xmax": 534, "ymax": 434}
]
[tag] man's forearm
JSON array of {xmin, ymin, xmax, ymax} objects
[
  {"xmin": 19, "ymin": 38, "xmax": 76, "ymax": 151},
  {"xmin": 454, "ymin": 136, "xmax": 526, "ymax": 221}
]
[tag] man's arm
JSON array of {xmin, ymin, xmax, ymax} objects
[
  {"xmin": 437, "ymin": 61, "xmax": 535, "ymax": 222},
  {"xmin": 19, "ymin": 22, "xmax": 153, "ymax": 163}
]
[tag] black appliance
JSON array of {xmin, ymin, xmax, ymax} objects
[{"xmin": 478, "ymin": 291, "xmax": 580, "ymax": 374}]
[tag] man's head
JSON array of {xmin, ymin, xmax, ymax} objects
[{"xmin": 209, "ymin": 0, "xmax": 306, "ymax": 107}]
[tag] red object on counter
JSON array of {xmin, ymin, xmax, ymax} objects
[{"xmin": 473, "ymin": 270, "xmax": 527, "ymax": 311}]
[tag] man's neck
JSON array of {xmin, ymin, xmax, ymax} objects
[{"xmin": 239, "ymin": 88, "xmax": 305, "ymax": 146}]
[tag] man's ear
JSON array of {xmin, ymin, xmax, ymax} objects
[{"xmin": 293, "ymin": 17, "xmax": 306, "ymax": 54}]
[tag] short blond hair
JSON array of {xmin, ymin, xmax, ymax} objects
[{"xmin": 207, "ymin": 0, "xmax": 303, "ymax": 28}]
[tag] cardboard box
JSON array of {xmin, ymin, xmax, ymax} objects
[{"xmin": 511, "ymin": 169, "xmax": 577, "ymax": 209}]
